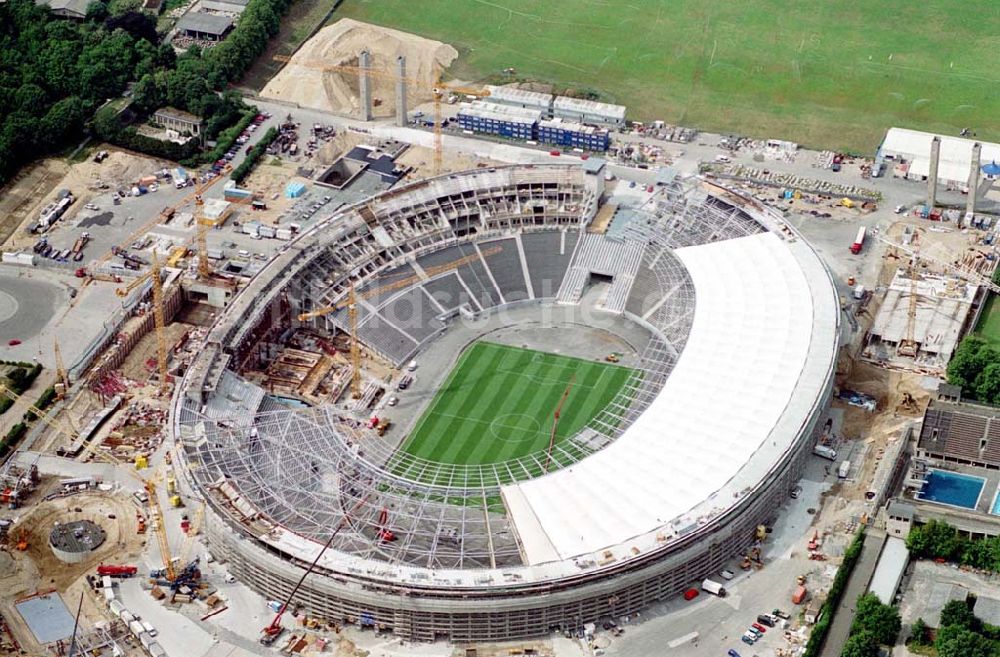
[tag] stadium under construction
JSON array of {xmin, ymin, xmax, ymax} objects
[{"xmin": 171, "ymin": 164, "xmax": 840, "ymax": 641}]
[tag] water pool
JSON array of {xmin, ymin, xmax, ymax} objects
[{"xmin": 917, "ymin": 469, "xmax": 986, "ymax": 510}]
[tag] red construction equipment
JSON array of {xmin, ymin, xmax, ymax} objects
[
  {"xmin": 97, "ymin": 564, "xmax": 138, "ymax": 578},
  {"xmin": 260, "ymin": 496, "xmax": 370, "ymax": 645},
  {"xmin": 376, "ymin": 508, "xmax": 396, "ymax": 543},
  {"xmin": 543, "ymin": 375, "xmax": 576, "ymax": 472}
]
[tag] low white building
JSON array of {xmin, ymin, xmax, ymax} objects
[{"xmin": 878, "ymin": 127, "xmax": 1000, "ymax": 187}]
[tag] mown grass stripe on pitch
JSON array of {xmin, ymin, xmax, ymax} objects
[{"xmin": 398, "ymin": 341, "xmax": 633, "ymax": 480}]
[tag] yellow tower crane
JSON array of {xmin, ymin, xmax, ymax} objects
[
  {"xmin": 297, "ymin": 248, "xmax": 500, "ymax": 398},
  {"xmin": 54, "ymin": 339, "xmax": 70, "ymax": 400},
  {"xmin": 115, "ymin": 253, "xmax": 170, "ymax": 396},
  {"xmin": 271, "ymin": 55, "xmax": 490, "ymax": 175}
]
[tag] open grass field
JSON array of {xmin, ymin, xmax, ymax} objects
[
  {"xmin": 974, "ymin": 294, "xmax": 1000, "ymax": 346},
  {"xmin": 334, "ymin": 0, "xmax": 1000, "ymax": 152},
  {"xmin": 394, "ymin": 342, "xmax": 632, "ymax": 484}
]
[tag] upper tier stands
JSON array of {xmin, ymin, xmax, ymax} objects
[
  {"xmin": 919, "ymin": 400, "xmax": 1000, "ymax": 467},
  {"xmin": 311, "ymin": 230, "xmax": 587, "ymax": 365}
]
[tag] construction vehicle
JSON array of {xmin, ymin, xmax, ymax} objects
[
  {"xmin": 260, "ymin": 495, "xmax": 371, "ymax": 645},
  {"xmin": 849, "ymin": 226, "xmax": 866, "ymax": 254},
  {"xmin": 544, "ymin": 375, "xmax": 575, "ymax": 472},
  {"xmin": 97, "ymin": 564, "xmax": 138, "ymax": 578},
  {"xmin": 605, "ymin": 353, "xmax": 620, "ymax": 363},
  {"xmin": 375, "ymin": 419, "xmax": 391, "ymax": 437},
  {"xmin": 14, "ymin": 528, "xmax": 28, "ymax": 551},
  {"xmin": 270, "ymin": 56, "xmax": 490, "ymax": 175},
  {"xmin": 298, "ymin": 247, "xmax": 500, "ymax": 398},
  {"xmin": 70, "ymin": 232, "xmax": 90, "ymax": 262},
  {"xmin": 376, "ymin": 507, "xmax": 396, "ymax": 543}
]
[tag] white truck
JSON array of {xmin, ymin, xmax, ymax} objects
[
  {"xmin": 813, "ymin": 444, "xmax": 837, "ymax": 461},
  {"xmin": 838, "ymin": 460, "xmax": 851, "ymax": 479},
  {"xmin": 701, "ymin": 578, "xmax": 727, "ymax": 597}
]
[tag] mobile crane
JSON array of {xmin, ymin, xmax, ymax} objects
[{"xmin": 260, "ymin": 495, "xmax": 370, "ymax": 645}]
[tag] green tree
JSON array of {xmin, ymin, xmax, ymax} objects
[
  {"xmin": 976, "ymin": 362, "xmax": 1000, "ymax": 404},
  {"xmin": 940, "ymin": 599, "xmax": 980, "ymax": 632},
  {"xmin": 85, "ymin": 0, "xmax": 108, "ymax": 21},
  {"xmin": 92, "ymin": 105, "xmax": 122, "ymax": 140},
  {"xmin": 907, "ymin": 520, "xmax": 967, "ymax": 561},
  {"xmin": 948, "ymin": 336, "xmax": 995, "ymax": 391},
  {"xmin": 40, "ymin": 95, "xmax": 87, "ymax": 146},
  {"xmin": 850, "ymin": 593, "xmax": 901, "ymax": 645},
  {"xmin": 936, "ymin": 626, "xmax": 996, "ymax": 657},
  {"xmin": 910, "ymin": 618, "xmax": 929, "ymax": 646},
  {"xmin": 840, "ymin": 630, "xmax": 880, "ymax": 657}
]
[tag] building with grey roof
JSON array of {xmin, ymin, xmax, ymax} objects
[
  {"xmin": 484, "ymin": 85, "xmax": 553, "ymax": 114},
  {"xmin": 553, "ymin": 96, "xmax": 626, "ymax": 127},
  {"xmin": 867, "ymin": 536, "xmax": 909, "ymax": 604},
  {"xmin": 176, "ymin": 12, "xmax": 234, "ymax": 40},
  {"xmin": 974, "ymin": 596, "xmax": 1000, "ymax": 627},
  {"xmin": 201, "ymin": 0, "xmax": 249, "ymax": 13},
  {"xmin": 34, "ymin": 0, "xmax": 88, "ymax": 19}
]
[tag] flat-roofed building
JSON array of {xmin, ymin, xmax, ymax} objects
[
  {"xmin": 175, "ymin": 12, "xmax": 234, "ymax": 41},
  {"xmin": 484, "ymin": 85, "xmax": 553, "ymax": 114},
  {"xmin": 553, "ymin": 96, "xmax": 626, "ymax": 128}
]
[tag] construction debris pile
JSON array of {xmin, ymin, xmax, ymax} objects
[
  {"xmin": 702, "ymin": 162, "xmax": 882, "ymax": 202},
  {"xmin": 610, "ymin": 140, "xmax": 673, "ymax": 166},
  {"xmin": 628, "ymin": 121, "xmax": 697, "ymax": 143},
  {"xmin": 260, "ymin": 18, "xmax": 458, "ymax": 114},
  {"xmin": 101, "ymin": 402, "xmax": 168, "ymax": 463}
]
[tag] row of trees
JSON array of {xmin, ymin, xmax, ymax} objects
[
  {"xmin": 906, "ymin": 519, "xmax": 1000, "ymax": 572},
  {"xmin": 910, "ymin": 599, "xmax": 1000, "ymax": 657},
  {"xmin": 840, "ymin": 593, "xmax": 902, "ymax": 657},
  {"xmin": 947, "ymin": 336, "xmax": 1000, "ymax": 404},
  {"xmin": 231, "ymin": 126, "xmax": 278, "ymax": 183},
  {"xmin": 802, "ymin": 530, "xmax": 866, "ymax": 657}
]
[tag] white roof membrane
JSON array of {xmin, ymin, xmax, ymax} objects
[{"xmin": 505, "ymin": 231, "xmax": 838, "ymax": 564}]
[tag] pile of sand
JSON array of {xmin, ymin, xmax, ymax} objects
[
  {"xmin": 261, "ymin": 18, "xmax": 458, "ymax": 116},
  {"xmin": 65, "ymin": 149, "xmax": 172, "ymax": 193}
]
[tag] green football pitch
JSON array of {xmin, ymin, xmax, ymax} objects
[
  {"xmin": 334, "ymin": 0, "xmax": 1000, "ymax": 152},
  {"xmin": 393, "ymin": 342, "xmax": 633, "ymax": 484}
]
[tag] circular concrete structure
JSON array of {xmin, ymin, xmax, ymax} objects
[
  {"xmin": 172, "ymin": 165, "xmax": 839, "ymax": 641},
  {"xmin": 49, "ymin": 520, "xmax": 106, "ymax": 564}
]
